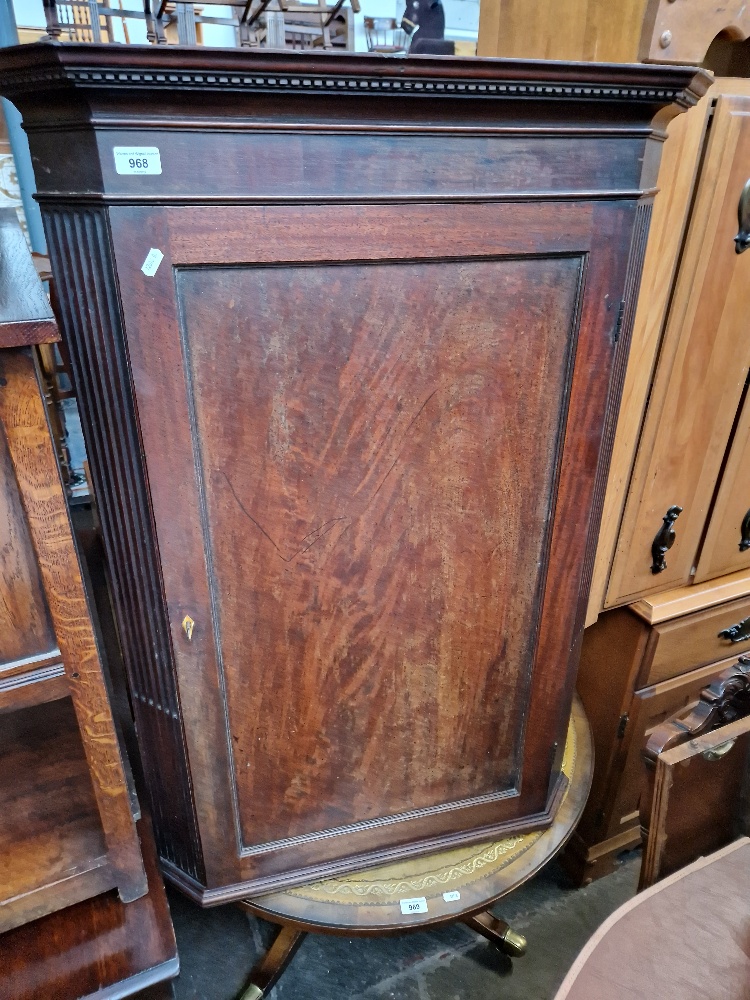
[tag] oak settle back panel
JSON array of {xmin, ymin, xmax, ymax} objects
[
  {"xmin": 0, "ymin": 45, "xmax": 706, "ymax": 901},
  {"xmin": 0, "ymin": 209, "xmax": 146, "ymax": 930}
]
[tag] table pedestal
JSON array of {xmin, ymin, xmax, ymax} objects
[{"xmin": 238, "ymin": 698, "xmax": 592, "ymax": 1000}]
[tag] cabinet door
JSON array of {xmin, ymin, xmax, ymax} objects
[
  {"xmin": 107, "ymin": 199, "xmax": 634, "ymax": 890},
  {"xmin": 607, "ymin": 92, "xmax": 750, "ymax": 604},
  {"xmin": 585, "ymin": 90, "xmax": 712, "ymax": 626},
  {"xmin": 695, "ymin": 386, "xmax": 750, "ymax": 582}
]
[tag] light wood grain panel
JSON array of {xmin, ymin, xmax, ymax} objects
[
  {"xmin": 695, "ymin": 384, "xmax": 750, "ymax": 582},
  {"xmin": 0, "ymin": 348, "xmax": 146, "ymax": 903},
  {"xmin": 0, "ymin": 412, "xmax": 57, "ymax": 664},
  {"xmin": 631, "ymin": 568, "xmax": 750, "ymax": 624},
  {"xmin": 607, "ymin": 91, "xmax": 750, "ymax": 604},
  {"xmin": 641, "ymin": 0, "xmax": 750, "ymax": 64},
  {"xmin": 642, "ymin": 596, "xmax": 750, "ymax": 686},
  {"xmin": 478, "ymin": 0, "xmax": 649, "ymax": 61},
  {"xmin": 585, "ymin": 90, "xmax": 712, "ymax": 626}
]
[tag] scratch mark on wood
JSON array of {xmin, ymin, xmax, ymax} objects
[
  {"xmin": 369, "ymin": 388, "xmax": 440, "ymax": 504},
  {"xmin": 219, "ymin": 470, "xmax": 348, "ymax": 562}
]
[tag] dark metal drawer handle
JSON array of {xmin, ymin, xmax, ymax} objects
[
  {"xmin": 651, "ymin": 505, "xmax": 682, "ymax": 574},
  {"xmin": 740, "ymin": 508, "xmax": 750, "ymax": 552},
  {"xmin": 719, "ymin": 616, "xmax": 750, "ymax": 643},
  {"xmin": 703, "ymin": 739, "xmax": 736, "ymax": 761},
  {"xmin": 735, "ymin": 178, "xmax": 750, "ymax": 254}
]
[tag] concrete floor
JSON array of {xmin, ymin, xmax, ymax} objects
[{"xmin": 168, "ymin": 850, "xmax": 640, "ymax": 999}]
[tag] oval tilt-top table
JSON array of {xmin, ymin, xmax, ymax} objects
[{"xmin": 237, "ymin": 698, "xmax": 593, "ymax": 999}]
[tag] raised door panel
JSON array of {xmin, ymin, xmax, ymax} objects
[
  {"xmin": 640, "ymin": 715, "xmax": 750, "ymax": 888},
  {"xmin": 695, "ymin": 386, "xmax": 750, "ymax": 582},
  {"xmin": 109, "ymin": 198, "xmax": 633, "ymax": 891},
  {"xmin": 178, "ymin": 256, "xmax": 577, "ymax": 846},
  {"xmin": 585, "ymin": 90, "xmax": 712, "ymax": 625},
  {"xmin": 607, "ymin": 93, "xmax": 750, "ymax": 604}
]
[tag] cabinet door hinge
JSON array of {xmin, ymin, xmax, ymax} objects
[
  {"xmin": 617, "ymin": 713, "xmax": 629, "ymax": 739},
  {"xmin": 613, "ymin": 299, "xmax": 626, "ymax": 344}
]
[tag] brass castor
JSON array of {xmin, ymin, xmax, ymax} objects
[
  {"xmin": 238, "ymin": 986, "xmax": 264, "ymax": 1000},
  {"xmin": 497, "ymin": 925, "xmax": 527, "ymax": 958},
  {"xmin": 464, "ymin": 911, "xmax": 528, "ymax": 958}
]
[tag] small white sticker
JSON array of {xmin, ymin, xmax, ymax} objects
[
  {"xmin": 141, "ymin": 248, "xmax": 164, "ymax": 277},
  {"xmin": 114, "ymin": 146, "xmax": 162, "ymax": 175},
  {"xmin": 442, "ymin": 891, "xmax": 461, "ymax": 902},
  {"xmin": 399, "ymin": 896, "xmax": 428, "ymax": 915}
]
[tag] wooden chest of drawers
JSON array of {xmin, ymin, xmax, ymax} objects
[
  {"xmin": 564, "ymin": 579, "xmax": 750, "ymax": 884},
  {"xmin": 0, "ymin": 44, "xmax": 706, "ymax": 903}
]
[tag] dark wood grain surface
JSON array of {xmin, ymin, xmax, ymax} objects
[
  {"xmin": 0, "ymin": 44, "xmax": 709, "ymax": 899},
  {"xmin": 640, "ymin": 715, "xmax": 750, "ymax": 889},
  {"xmin": 0, "ymin": 698, "xmax": 109, "ymax": 932},
  {"xmin": 180, "ymin": 255, "xmax": 578, "ymax": 845},
  {"xmin": 109, "ymin": 196, "xmax": 629, "ymax": 894},
  {"xmin": 0, "ymin": 815, "xmax": 178, "ymax": 1000},
  {"xmin": 0, "ymin": 209, "xmax": 58, "ymax": 348},
  {"xmin": 242, "ymin": 696, "xmax": 592, "ymax": 935}
]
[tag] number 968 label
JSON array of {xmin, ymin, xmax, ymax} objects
[
  {"xmin": 113, "ymin": 147, "xmax": 162, "ymax": 176},
  {"xmin": 399, "ymin": 896, "xmax": 428, "ymax": 915}
]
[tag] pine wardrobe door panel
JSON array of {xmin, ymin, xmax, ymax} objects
[
  {"xmin": 695, "ymin": 385, "xmax": 750, "ymax": 582},
  {"xmin": 585, "ymin": 89, "xmax": 713, "ymax": 626},
  {"xmin": 108, "ymin": 198, "xmax": 629, "ymax": 890},
  {"xmin": 607, "ymin": 93, "xmax": 750, "ymax": 603}
]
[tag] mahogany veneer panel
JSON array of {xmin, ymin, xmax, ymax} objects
[
  {"xmin": 0, "ymin": 43, "xmax": 708, "ymax": 902},
  {"xmin": 180, "ymin": 256, "xmax": 579, "ymax": 846}
]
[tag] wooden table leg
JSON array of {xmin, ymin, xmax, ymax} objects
[
  {"xmin": 238, "ymin": 924, "xmax": 307, "ymax": 1000},
  {"xmin": 463, "ymin": 911, "xmax": 527, "ymax": 957}
]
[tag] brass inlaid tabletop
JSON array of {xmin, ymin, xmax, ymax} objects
[{"xmin": 243, "ymin": 697, "xmax": 592, "ymax": 935}]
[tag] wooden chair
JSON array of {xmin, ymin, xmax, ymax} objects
[
  {"xmin": 243, "ymin": 0, "xmax": 358, "ymax": 49},
  {"xmin": 155, "ymin": 0, "xmax": 255, "ymax": 46},
  {"xmin": 42, "ymin": 0, "xmax": 162, "ymax": 43},
  {"xmin": 155, "ymin": 0, "xmax": 357, "ymax": 48},
  {"xmin": 363, "ymin": 16, "xmax": 408, "ymax": 53},
  {"xmin": 639, "ymin": 655, "xmax": 750, "ymax": 889}
]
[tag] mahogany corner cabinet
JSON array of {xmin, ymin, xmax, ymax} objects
[{"xmin": 0, "ymin": 44, "xmax": 708, "ymax": 905}]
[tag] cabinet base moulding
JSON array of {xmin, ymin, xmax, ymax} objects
[
  {"xmin": 161, "ymin": 775, "xmax": 569, "ymax": 906},
  {"xmin": 560, "ymin": 827, "xmax": 643, "ymax": 887}
]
